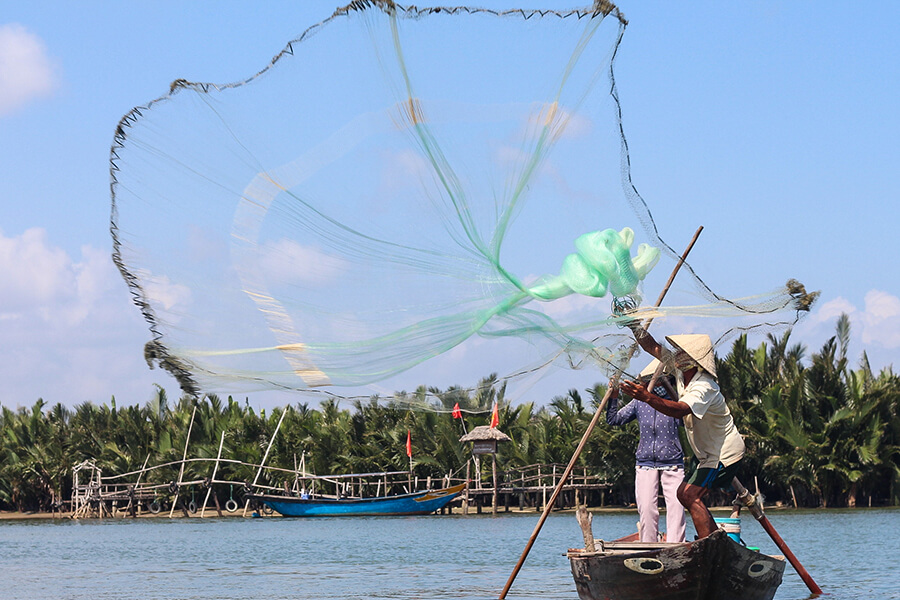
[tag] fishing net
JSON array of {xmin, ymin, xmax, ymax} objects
[{"xmin": 110, "ymin": 1, "xmax": 816, "ymax": 401}]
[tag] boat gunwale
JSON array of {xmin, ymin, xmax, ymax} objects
[
  {"xmin": 247, "ymin": 483, "xmax": 466, "ymax": 506},
  {"xmin": 566, "ymin": 529, "xmax": 787, "ymax": 563}
]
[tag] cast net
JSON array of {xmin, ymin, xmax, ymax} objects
[{"xmin": 110, "ymin": 1, "xmax": 816, "ymax": 401}]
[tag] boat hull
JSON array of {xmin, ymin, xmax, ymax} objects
[
  {"xmin": 568, "ymin": 529, "xmax": 784, "ymax": 600},
  {"xmin": 249, "ymin": 483, "xmax": 465, "ymax": 517}
]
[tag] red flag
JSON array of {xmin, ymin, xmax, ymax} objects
[
  {"xmin": 452, "ymin": 402, "xmax": 462, "ymax": 419},
  {"xmin": 490, "ymin": 401, "xmax": 499, "ymax": 428},
  {"xmin": 406, "ymin": 429, "xmax": 412, "ymax": 458}
]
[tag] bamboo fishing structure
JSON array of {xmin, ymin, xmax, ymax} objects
[{"xmin": 68, "ymin": 451, "xmax": 611, "ymax": 520}]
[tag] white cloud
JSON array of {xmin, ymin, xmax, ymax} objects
[
  {"xmin": 0, "ymin": 23, "xmax": 59, "ymax": 116},
  {"xmin": 805, "ymin": 292, "xmax": 900, "ymax": 350},
  {"xmin": 0, "ymin": 227, "xmax": 75, "ymax": 316},
  {"xmin": 260, "ymin": 238, "xmax": 347, "ymax": 285},
  {"xmin": 141, "ymin": 273, "xmax": 192, "ymax": 312},
  {"xmin": 791, "ymin": 291, "xmax": 900, "ymax": 371},
  {"xmin": 0, "ymin": 228, "xmax": 172, "ymax": 407},
  {"xmin": 859, "ymin": 290, "xmax": 900, "ymax": 349},
  {"xmin": 0, "ymin": 227, "xmax": 123, "ymax": 324},
  {"xmin": 809, "ymin": 296, "xmax": 856, "ymax": 324}
]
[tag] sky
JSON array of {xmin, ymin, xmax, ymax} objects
[{"xmin": 1, "ymin": 1, "xmax": 898, "ymax": 411}]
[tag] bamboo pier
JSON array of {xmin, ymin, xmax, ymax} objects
[{"xmin": 69, "ymin": 457, "xmax": 610, "ymax": 519}]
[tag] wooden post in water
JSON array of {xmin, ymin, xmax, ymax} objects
[
  {"xmin": 210, "ymin": 486, "xmax": 223, "ymax": 517},
  {"xmin": 575, "ymin": 506, "xmax": 596, "ymax": 553}
]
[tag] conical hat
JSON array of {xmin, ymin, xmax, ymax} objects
[
  {"xmin": 665, "ymin": 334, "xmax": 717, "ymax": 378},
  {"xmin": 639, "ymin": 359, "xmax": 663, "ymax": 378}
]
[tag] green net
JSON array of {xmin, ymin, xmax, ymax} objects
[{"xmin": 111, "ymin": 1, "xmax": 815, "ymax": 400}]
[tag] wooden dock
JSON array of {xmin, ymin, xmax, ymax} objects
[{"xmin": 458, "ymin": 463, "xmax": 611, "ymax": 515}]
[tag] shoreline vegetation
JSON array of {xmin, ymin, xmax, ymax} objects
[{"xmin": 2, "ymin": 317, "xmax": 898, "ymax": 514}]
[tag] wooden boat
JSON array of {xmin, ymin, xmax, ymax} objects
[
  {"xmin": 567, "ymin": 529, "xmax": 785, "ymax": 600},
  {"xmin": 247, "ymin": 483, "xmax": 465, "ymax": 517}
]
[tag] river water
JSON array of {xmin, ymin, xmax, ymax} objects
[{"xmin": 1, "ymin": 508, "xmax": 896, "ymax": 599}]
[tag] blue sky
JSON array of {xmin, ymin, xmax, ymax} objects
[{"xmin": 1, "ymin": 1, "xmax": 897, "ymax": 410}]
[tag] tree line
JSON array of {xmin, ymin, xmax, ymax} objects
[{"xmin": 1, "ymin": 315, "xmax": 897, "ymax": 512}]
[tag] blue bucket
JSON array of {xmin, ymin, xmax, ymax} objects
[{"xmin": 714, "ymin": 517, "xmax": 741, "ymax": 543}]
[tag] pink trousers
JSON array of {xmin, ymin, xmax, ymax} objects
[{"xmin": 635, "ymin": 467, "xmax": 686, "ymax": 542}]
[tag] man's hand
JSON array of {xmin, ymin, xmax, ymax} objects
[
  {"xmin": 608, "ymin": 381, "xmax": 619, "ymax": 399},
  {"xmin": 620, "ymin": 379, "xmax": 648, "ymax": 402},
  {"xmin": 622, "ymin": 378, "xmax": 691, "ymax": 418},
  {"xmin": 623, "ymin": 318, "xmax": 645, "ymax": 335}
]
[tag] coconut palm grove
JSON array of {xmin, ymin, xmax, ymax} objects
[{"xmin": 2, "ymin": 316, "xmax": 897, "ymax": 513}]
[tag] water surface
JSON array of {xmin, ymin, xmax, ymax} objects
[{"xmin": 1, "ymin": 508, "xmax": 896, "ymax": 599}]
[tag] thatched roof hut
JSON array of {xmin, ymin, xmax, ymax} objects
[
  {"xmin": 460, "ymin": 426, "xmax": 510, "ymax": 513},
  {"xmin": 459, "ymin": 425, "xmax": 511, "ymax": 443}
]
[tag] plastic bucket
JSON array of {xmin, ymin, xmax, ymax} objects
[{"xmin": 714, "ymin": 517, "xmax": 741, "ymax": 543}]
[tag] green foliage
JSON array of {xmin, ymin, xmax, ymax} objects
[
  {"xmin": 721, "ymin": 319, "xmax": 899, "ymax": 508},
  {"xmin": 1, "ymin": 315, "xmax": 898, "ymax": 511}
]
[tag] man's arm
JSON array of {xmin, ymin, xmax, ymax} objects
[
  {"xmin": 628, "ymin": 324, "xmax": 663, "ymax": 359},
  {"xmin": 620, "ymin": 379, "xmax": 691, "ymax": 418}
]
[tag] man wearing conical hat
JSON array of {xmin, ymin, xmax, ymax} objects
[{"xmin": 620, "ymin": 327, "xmax": 745, "ymax": 539}]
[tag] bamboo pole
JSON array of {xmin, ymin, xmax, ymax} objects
[
  {"xmin": 492, "ymin": 454, "xmax": 498, "ymax": 515},
  {"xmin": 201, "ymin": 430, "xmax": 226, "ymax": 518},
  {"xmin": 169, "ymin": 406, "xmax": 197, "ymax": 518},
  {"xmin": 243, "ymin": 407, "xmax": 288, "ymax": 516},
  {"xmin": 463, "ymin": 460, "xmax": 470, "ymax": 515},
  {"xmin": 127, "ymin": 453, "xmax": 151, "ymax": 518},
  {"xmin": 499, "ymin": 226, "xmax": 703, "ymax": 599}
]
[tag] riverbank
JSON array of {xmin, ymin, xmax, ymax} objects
[{"xmin": 3, "ymin": 503, "xmax": 886, "ymax": 521}]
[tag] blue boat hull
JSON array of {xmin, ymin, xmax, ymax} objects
[{"xmin": 250, "ymin": 483, "xmax": 465, "ymax": 517}]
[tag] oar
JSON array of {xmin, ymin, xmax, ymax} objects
[
  {"xmin": 733, "ymin": 477, "xmax": 822, "ymax": 595},
  {"xmin": 498, "ymin": 226, "xmax": 703, "ymax": 599}
]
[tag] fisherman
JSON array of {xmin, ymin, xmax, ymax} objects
[
  {"xmin": 620, "ymin": 326, "xmax": 745, "ymax": 539},
  {"xmin": 606, "ymin": 361, "xmax": 686, "ymax": 543}
]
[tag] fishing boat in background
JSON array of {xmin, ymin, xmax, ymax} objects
[
  {"xmin": 247, "ymin": 483, "xmax": 466, "ymax": 517},
  {"xmin": 567, "ymin": 529, "xmax": 785, "ymax": 600}
]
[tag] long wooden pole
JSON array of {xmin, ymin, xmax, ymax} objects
[
  {"xmin": 201, "ymin": 430, "xmax": 226, "ymax": 518},
  {"xmin": 128, "ymin": 453, "xmax": 151, "ymax": 518},
  {"xmin": 243, "ymin": 407, "xmax": 288, "ymax": 516},
  {"xmin": 732, "ymin": 477, "xmax": 822, "ymax": 595},
  {"xmin": 499, "ymin": 226, "xmax": 703, "ymax": 599},
  {"xmin": 169, "ymin": 406, "xmax": 197, "ymax": 518}
]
